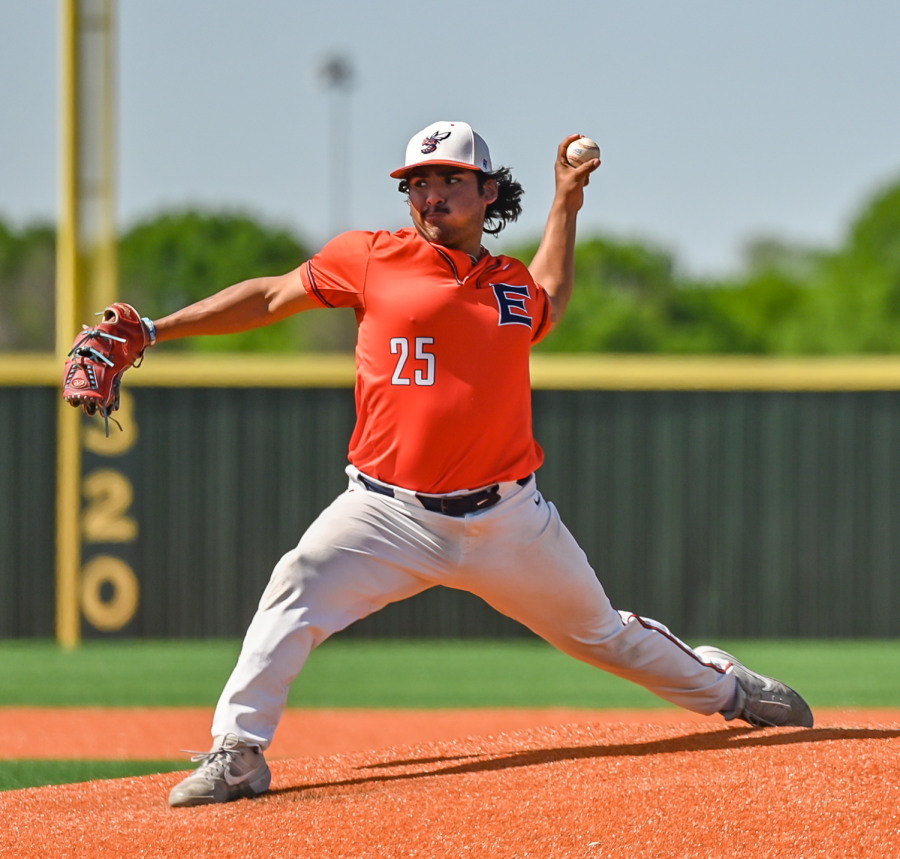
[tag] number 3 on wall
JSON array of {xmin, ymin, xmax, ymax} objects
[{"xmin": 391, "ymin": 337, "xmax": 435, "ymax": 386}]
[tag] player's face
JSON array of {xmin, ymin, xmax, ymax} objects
[{"xmin": 406, "ymin": 166, "xmax": 499, "ymax": 254}]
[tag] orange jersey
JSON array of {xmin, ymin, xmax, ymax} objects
[{"xmin": 299, "ymin": 227, "xmax": 552, "ymax": 493}]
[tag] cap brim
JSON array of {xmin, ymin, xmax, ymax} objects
[{"xmin": 389, "ymin": 160, "xmax": 484, "ymax": 179}]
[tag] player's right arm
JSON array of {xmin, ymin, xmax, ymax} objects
[
  {"xmin": 527, "ymin": 135, "xmax": 599, "ymax": 331},
  {"xmin": 152, "ymin": 264, "xmax": 318, "ymax": 344}
]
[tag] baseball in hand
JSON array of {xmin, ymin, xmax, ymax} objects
[{"xmin": 566, "ymin": 137, "xmax": 601, "ymax": 167}]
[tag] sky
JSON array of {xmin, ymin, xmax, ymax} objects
[{"xmin": 2, "ymin": 1, "xmax": 899, "ymax": 275}]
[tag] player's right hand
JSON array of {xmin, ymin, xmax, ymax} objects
[{"xmin": 553, "ymin": 134, "xmax": 601, "ymax": 212}]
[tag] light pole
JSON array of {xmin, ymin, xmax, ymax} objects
[{"xmin": 316, "ymin": 55, "xmax": 354, "ymax": 239}]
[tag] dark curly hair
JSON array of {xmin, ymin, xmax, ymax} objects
[{"xmin": 398, "ymin": 167, "xmax": 524, "ymax": 237}]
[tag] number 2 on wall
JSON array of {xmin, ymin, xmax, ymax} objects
[{"xmin": 390, "ymin": 337, "xmax": 435, "ymax": 386}]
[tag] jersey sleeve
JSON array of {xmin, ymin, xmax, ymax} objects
[
  {"xmin": 299, "ymin": 230, "xmax": 374, "ymax": 310},
  {"xmin": 530, "ymin": 281, "xmax": 553, "ymax": 344}
]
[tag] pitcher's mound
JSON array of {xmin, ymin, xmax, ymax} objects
[{"xmin": 3, "ymin": 715, "xmax": 899, "ymax": 858}]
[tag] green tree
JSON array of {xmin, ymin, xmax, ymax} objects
[
  {"xmin": 684, "ymin": 239, "xmax": 815, "ymax": 355},
  {"xmin": 773, "ymin": 180, "xmax": 900, "ymax": 353},
  {"xmin": 0, "ymin": 219, "xmax": 56, "ymax": 351},
  {"xmin": 120, "ymin": 209, "xmax": 356, "ymax": 352},
  {"xmin": 511, "ymin": 236, "xmax": 678, "ymax": 353}
]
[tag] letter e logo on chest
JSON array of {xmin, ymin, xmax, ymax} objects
[{"xmin": 490, "ymin": 283, "xmax": 532, "ymax": 328}]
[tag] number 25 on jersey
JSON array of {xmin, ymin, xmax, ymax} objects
[{"xmin": 391, "ymin": 337, "xmax": 435, "ymax": 386}]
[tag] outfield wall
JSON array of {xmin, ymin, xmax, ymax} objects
[{"xmin": 3, "ymin": 362, "xmax": 900, "ymax": 639}]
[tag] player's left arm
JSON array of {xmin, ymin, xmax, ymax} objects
[{"xmin": 527, "ymin": 134, "xmax": 600, "ymax": 330}]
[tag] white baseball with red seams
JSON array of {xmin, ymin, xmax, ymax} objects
[{"xmin": 566, "ymin": 137, "xmax": 601, "ymax": 167}]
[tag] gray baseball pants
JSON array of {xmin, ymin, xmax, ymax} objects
[{"xmin": 212, "ymin": 468, "xmax": 736, "ymax": 748}]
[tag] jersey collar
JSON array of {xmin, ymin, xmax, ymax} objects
[{"xmin": 421, "ymin": 235, "xmax": 497, "ymax": 284}]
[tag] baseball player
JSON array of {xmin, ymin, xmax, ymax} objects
[{"xmin": 69, "ymin": 121, "xmax": 813, "ymax": 807}]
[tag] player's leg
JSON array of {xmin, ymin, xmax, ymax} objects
[
  {"xmin": 456, "ymin": 478, "xmax": 811, "ymax": 725},
  {"xmin": 453, "ymin": 478, "xmax": 736, "ymax": 715},
  {"xmin": 210, "ymin": 484, "xmax": 453, "ymax": 750},
  {"xmin": 171, "ymin": 480, "xmax": 469, "ymax": 806},
  {"xmin": 171, "ymin": 485, "xmax": 447, "ymax": 807}
]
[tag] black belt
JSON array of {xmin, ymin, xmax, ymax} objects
[{"xmin": 358, "ymin": 474, "xmax": 532, "ymax": 517}]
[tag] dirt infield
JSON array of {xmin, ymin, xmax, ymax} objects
[
  {"xmin": 4, "ymin": 706, "xmax": 899, "ymax": 760},
  {"xmin": 3, "ymin": 706, "xmax": 712, "ymax": 760},
  {"xmin": 3, "ymin": 712, "xmax": 900, "ymax": 858}
]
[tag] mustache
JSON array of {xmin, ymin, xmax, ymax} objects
[{"xmin": 421, "ymin": 205, "xmax": 450, "ymax": 217}]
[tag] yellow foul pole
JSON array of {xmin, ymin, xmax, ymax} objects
[
  {"xmin": 56, "ymin": 0, "xmax": 118, "ymax": 648},
  {"xmin": 56, "ymin": 0, "xmax": 81, "ymax": 649}
]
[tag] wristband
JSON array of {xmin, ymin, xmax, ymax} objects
[{"xmin": 141, "ymin": 317, "xmax": 157, "ymax": 347}]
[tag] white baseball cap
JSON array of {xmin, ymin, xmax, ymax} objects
[{"xmin": 390, "ymin": 121, "xmax": 493, "ymax": 179}]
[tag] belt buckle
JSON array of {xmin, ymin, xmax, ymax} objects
[{"xmin": 440, "ymin": 495, "xmax": 468, "ymax": 516}]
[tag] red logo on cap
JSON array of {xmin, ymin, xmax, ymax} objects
[{"xmin": 421, "ymin": 130, "xmax": 451, "ymax": 154}]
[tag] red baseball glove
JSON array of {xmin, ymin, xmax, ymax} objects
[{"xmin": 63, "ymin": 302, "xmax": 151, "ymax": 435}]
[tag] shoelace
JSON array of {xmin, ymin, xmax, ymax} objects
[{"xmin": 181, "ymin": 746, "xmax": 242, "ymax": 767}]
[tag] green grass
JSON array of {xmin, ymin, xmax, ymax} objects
[
  {"xmin": 1, "ymin": 638, "xmax": 899, "ymax": 709},
  {"xmin": 3, "ymin": 638, "xmax": 899, "ymax": 792},
  {"xmin": 0, "ymin": 639, "xmax": 243, "ymax": 708},
  {"xmin": 0, "ymin": 760, "xmax": 186, "ymax": 792}
]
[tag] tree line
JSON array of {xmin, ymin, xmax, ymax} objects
[{"xmin": 2, "ymin": 177, "xmax": 899, "ymax": 354}]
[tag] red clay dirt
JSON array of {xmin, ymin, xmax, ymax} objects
[
  {"xmin": 2, "ymin": 711, "xmax": 900, "ymax": 858},
  {"xmin": 3, "ymin": 707, "xmax": 711, "ymax": 760}
]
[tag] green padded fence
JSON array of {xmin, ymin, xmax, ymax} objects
[{"xmin": 2, "ymin": 387, "xmax": 899, "ymax": 639}]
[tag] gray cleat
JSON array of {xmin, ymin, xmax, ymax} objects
[
  {"xmin": 695, "ymin": 645, "xmax": 814, "ymax": 729},
  {"xmin": 168, "ymin": 733, "xmax": 272, "ymax": 808}
]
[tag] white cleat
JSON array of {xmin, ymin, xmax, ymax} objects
[
  {"xmin": 168, "ymin": 734, "xmax": 272, "ymax": 808},
  {"xmin": 695, "ymin": 646, "xmax": 814, "ymax": 728}
]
